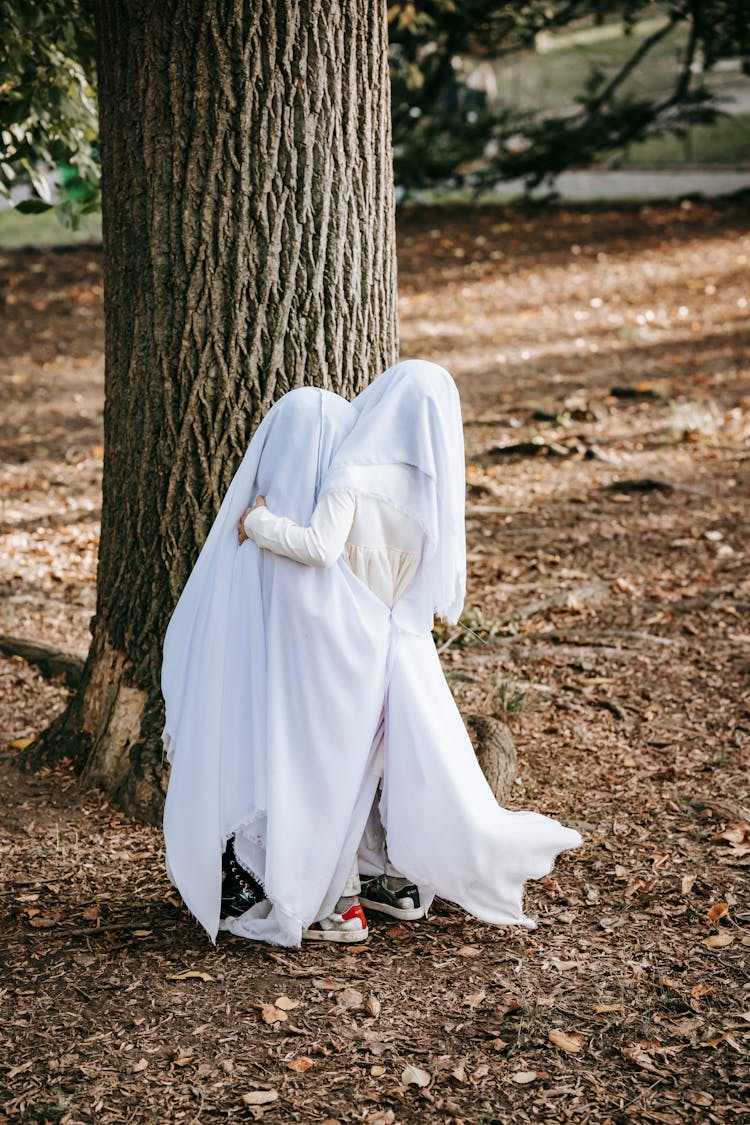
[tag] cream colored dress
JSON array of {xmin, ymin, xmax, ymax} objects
[{"xmin": 244, "ymin": 491, "xmax": 424, "ymax": 608}]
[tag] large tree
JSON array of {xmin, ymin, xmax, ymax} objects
[{"xmin": 36, "ymin": 0, "xmax": 398, "ymax": 821}]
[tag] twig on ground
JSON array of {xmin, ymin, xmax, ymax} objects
[
  {"xmin": 29, "ymin": 920, "xmax": 167, "ymax": 938},
  {"xmin": 0, "ymin": 635, "xmax": 84, "ymax": 689}
]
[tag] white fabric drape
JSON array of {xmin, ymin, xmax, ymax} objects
[
  {"xmin": 162, "ymin": 388, "xmax": 391, "ymax": 944},
  {"xmin": 385, "ymin": 632, "xmax": 580, "ymax": 926},
  {"xmin": 321, "ymin": 358, "xmax": 466, "ymax": 632},
  {"xmin": 162, "ymin": 362, "xmax": 581, "ymax": 949}
]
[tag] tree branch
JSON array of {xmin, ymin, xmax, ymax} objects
[
  {"xmin": 582, "ymin": 10, "xmax": 684, "ymax": 122},
  {"xmin": 0, "ymin": 635, "xmax": 84, "ymax": 689}
]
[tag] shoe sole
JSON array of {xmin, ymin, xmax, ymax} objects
[
  {"xmin": 359, "ymin": 897, "xmax": 425, "ymax": 921},
  {"xmin": 302, "ymin": 926, "xmax": 369, "ymax": 943}
]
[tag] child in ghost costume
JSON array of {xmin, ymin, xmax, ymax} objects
[
  {"xmin": 163, "ymin": 386, "xmax": 393, "ymax": 946},
  {"xmin": 229, "ymin": 359, "xmax": 580, "ymax": 943}
]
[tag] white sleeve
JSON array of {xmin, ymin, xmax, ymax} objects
[{"xmin": 243, "ymin": 491, "xmax": 355, "ymax": 567}]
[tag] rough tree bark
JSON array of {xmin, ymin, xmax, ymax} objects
[
  {"xmin": 465, "ymin": 715, "xmax": 518, "ymax": 805},
  {"xmin": 35, "ymin": 0, "xmax": 398, "ymax": 821}
]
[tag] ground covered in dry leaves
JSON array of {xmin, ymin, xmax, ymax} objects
[{"xmin": 0, "ymin": 200, "xmax": 748, "ymax": 1124}]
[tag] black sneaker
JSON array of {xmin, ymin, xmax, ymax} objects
[
  {"xmin": 220, "ymin": 838, "xmax": 266, "ymax": 919},
  {"xmin": 360, "ymin": 874, "xmax": 424, "ymax": 921}
]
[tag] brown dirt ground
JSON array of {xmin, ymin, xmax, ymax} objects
[{"xmin": 0, "ymin": 200, "xmax": 748, "ymax": 1125}]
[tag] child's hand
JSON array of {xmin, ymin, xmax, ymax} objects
[{"xmin": 237, "ymin": 496, "xmax": 267, "ymax": 544}]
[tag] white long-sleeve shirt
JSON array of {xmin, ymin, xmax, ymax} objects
[{"xmin": 244, "ymin": 491, "xmax": 424, "ymax": 609}]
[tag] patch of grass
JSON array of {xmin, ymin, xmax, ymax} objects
[
  {"xmin": 620, "ymin": 113, "xmax": 750, "ymax": 166},
  {"xmin": 0, "ymin": 208, "xmax": 101, "ymax": 249},
  {"xmin": 493, "ymin": 680, "xmax": 528, "ymax": 715},
  {"xmin": 433, "ymin": 604, "xmax": 506, "ymax": 648},
  {"xmin": 484, "ymin": 18, "xmax": 749, "ymax": 168},
  {"xmin": 489, "ymin": 18, "xmax": 691, "ymax": 115},
  {"xmin": 538, "ymin": 15, "xmax": 671, "ymax": 53}
]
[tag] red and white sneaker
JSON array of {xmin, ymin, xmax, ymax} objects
[{"xmin": 302, "ymin": 900, "xmax": 368, "ymax": 943}]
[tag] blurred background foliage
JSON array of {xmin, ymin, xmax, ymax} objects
[
  {"xmin": 0, "ymin": 0, "xmax": 98, "ymax": 224},
  {"xmin": 389, "ymin": 1, "xmax": 750, "ymax": 195},
  {"xmin": 1, "ymin": 0, "xmax": 749, "ymax": 223}
]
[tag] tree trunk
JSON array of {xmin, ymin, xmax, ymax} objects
[
  {"xmin": 465, "ymin": 715, "xmax": 518, "ymax": 805},
  {"xmin": 34, "ymin": 0, "xmax": 398, "ymax": 822}
]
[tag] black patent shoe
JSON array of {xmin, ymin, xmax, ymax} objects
[{"xmin": 220, "ymin": 838, "xmax": 266, "ymax": 919}]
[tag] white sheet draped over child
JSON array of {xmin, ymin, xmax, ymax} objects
[
  {"xmin": 163, "ymin": 388, "xmax": 391, "ymax": 945},
  {"xmin": 162, "ymin": 362, "xmax": 581, "ymax": 948}
]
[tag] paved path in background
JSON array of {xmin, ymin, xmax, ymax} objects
[
  {"xmin": 4, "ymin": 168, "xmax": 750, "ymax": 226},
  {"xmin": 489, "ymin": 166, "xmax": 750, "ymax": 202}
]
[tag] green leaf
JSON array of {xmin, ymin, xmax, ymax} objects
[{"xmin": 15, "ymin": 197, "xmax": 53, "ymax": 213}]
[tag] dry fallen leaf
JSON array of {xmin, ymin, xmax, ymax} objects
[
  {"xmin": 401, "ymin": 1064, "xmax": 431, "ymax": 1087},
  {"xmin": 313, "ymin": 978, "xmax": 346, "ymax": 991},
  {"xmin": 512, "ymin": 1070, "xmax": 537, "ymax": 1084},
  {"xmin": 173, "ymin": 1055, "xmax": 194, "ymax": 1067},
  {"xmin": 365, "ymin": 994, "xmax": 381, "ymax": 1018},
  {"xmin": 370, "ymin": 1064, "xmax": 386, "ymax": 1077},
  {"xmin": 364, "ymin": 1111, "xmax": 395, "ymax": 1125},
  {"xmin": 254, "ymin": 1002, "xmax": 287, "ymax": 1024},
  {"xmin": 275, "ymin": 995, "xmax": 300, "ymax": 1011},
  {"xmin": 242, "ymin": 1090, "xmax": 279, "ymax": 1106},
  {"xmin": 549, "ymin": 1028, "xmax": 584, "ymax": 1054},
  {"xmin": 9, "ymin": 737, "xmax": 34, "ymax": 750},
  {"xmin": 465, "ymin": 989, "xmax": 486, "ymax": 1009},
  {"xmin": 286, "ymin": 1056, "xmax": 313, "ymax": 1073},
  {"xmin": 548, "ymin": 957, "xmax": 583, "ymax": 971},
  {"xmin": 687, "ymin": 1091, "xmax": 713, "ymax": 1107},
  {"xmin": 456, "ymin": 944, "xmax": 481, "ymax": 958},
  {"xmin": 333, "ymin": 988, "xmax": 363, "ymax": 1011},
  {"xmin": 622, "ymin": 1045, "xmax": 663, "ymax": 1074},
  {"xmin": 713, "ymin": 822, "xmax": 748, "ymax": 845},
  {"xmin": 706, "ymin": 902, "xmax": 729, "ymax": 923},
  {"xmin": 384, "ymin": 923, "xmax": 411, "ymax": 938},
  {"xmin": 670, "ymin": 1017, "xmax": 702, "ymax": 1037},
  {"xmin": 132, "ymin": 1058, "xmax": 148, "ymax": 1073},
  {"xmin": 168, "ymin": 970, "xmax": 215, "ymax": 982},
  {"xmin": 705, "ymin": 933, "xmax": 734, "ymax": 949},
  {"xmin": 6, "ymin": 1062, "xmax": 33, "ymax": 1080},
  {"xmin": 595, "ymin": 1003, "xmax": 623, "ymax": 1013},
  {"xmin": 691, "ymin": 983, "xmax": 715, "ymax": 998},
  {"xmin": 702, "ymin": 1030, "xmax": 740, "ymax": 1049}
]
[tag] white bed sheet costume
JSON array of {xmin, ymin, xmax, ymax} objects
[{"xmin": 162, "ymin": 360, "xmax": 581, "ymax": 947}]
